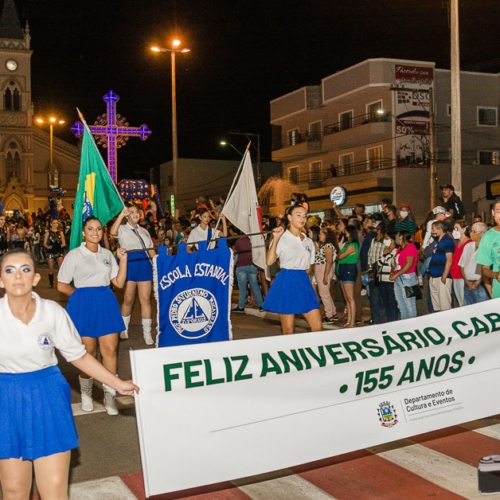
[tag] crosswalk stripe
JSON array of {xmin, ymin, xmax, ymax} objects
[
  {"xmin": 232, "ymin": 469, "xmax": 337, "ymax": 500},
  {"xmin": 69, "ymin": 476, "xmax": 137, "ymax": 499},
  {"xmin": 465, "ymin": 420, "xmax": 500, "ymax": 440},
  {"xmin": 368, "ymin": 439, "xmax": 481, "ymax": 499}
]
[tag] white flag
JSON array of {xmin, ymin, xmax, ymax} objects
[{"xmin": 222, "ymin": 150, "xmax": 268, "ymax": 277}]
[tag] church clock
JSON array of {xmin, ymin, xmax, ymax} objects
[{"xmin": 6, "ymin": 59, "xmax": 17, "ymax": 71}]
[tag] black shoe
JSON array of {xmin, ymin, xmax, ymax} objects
[
  {"xmin": 259, "ymin": 307, "xmax": 264, "ymax": 313},
  {"xmin": 322, "ymin": 314, "xmax": 339, "ymax": 323},
  {"xmin": 232, "ymin": 307, "xmax": 245, "ymax": 314}
]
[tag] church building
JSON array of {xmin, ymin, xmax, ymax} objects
[{"xmin": 0, "ymin": 0, "xmax": 79, "ymax": 215}]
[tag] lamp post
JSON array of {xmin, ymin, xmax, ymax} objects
[
  {"xmin": 220, "ymin": 140, "xmax": 243, "ymax": 156},
  {"xmin": 151, "ymin": 40, "xmax": 190, "ymax": 218},
  {"xmin": 36, "ymin": 116, "xmax": 65, "ymax": 186}
]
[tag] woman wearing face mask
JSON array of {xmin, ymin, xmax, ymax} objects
[
  {"xmin": 375, "ymin": 231, "xmax": 399, "ymax": 322},
  {"xmin": 395, "ymin": 203, "xmax": 416, "ymax": 235},
  {"xmin": 459, "ymin": 222, "xmax": 490, "ymax": 304},
  {"xmin": 110, "ymin": 205, "xmax": 157, "ymax": 345},
  {"xmin": 450, "ymin": 220, "xmax": 471, "ymax": 306},
  {"xmin": 390, "ymin": 230, "xmax": 418, "ymax": 319}
]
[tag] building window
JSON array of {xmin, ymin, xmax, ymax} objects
[
  {"xmin": 339, "ymin": 111, "xmax": 353, "ymax": 131},
  {"xmin": 479, "ymin": 150, "xmax": 500, "ymax": 165},
  {"xmin": 5, "ymin": 143, "xmax": 21, "ymax": 180},
  {"xmin": 367, "ymin": 146, "xmax": 383, "ymax": 170},
  {"xmin": 288, "ymin": 166, "xmax": 299, "ymax": 184},
  {"xmin": 288, "ymin": 128, "xmax": 299, "ymax": 146},
  {"xmin": 308, "ymin": 121, "xmax": 322, "ymax": 142},
  {"xmin": 339, "ymin": 153, "xmax": 354, "ymax": 176},
  {"xmin": 367, "ymin": 101, "xmax": 382, "ymax": 122},
  {"xmin": 309, "ymin": 161, "xmax": 322, "ymax": 188},
  {"xmin": 447, "ymin": 104, "xmax": 451, "ymax": 117},
  {"xmin": 478, "ymin": 107, "xmax": 497, "ymax": 127},
  {"xmin": 4, "ymin": 81, "xmax": 20, "ymax": 111}
]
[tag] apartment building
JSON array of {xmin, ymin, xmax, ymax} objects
[{"xmin": 270, "ymin": 58, "xmax": 500, "ymax": 222}]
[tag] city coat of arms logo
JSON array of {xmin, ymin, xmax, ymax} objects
[{"xmin": 377, "ymin": 401, "xmax": 398, "ymax": 428}]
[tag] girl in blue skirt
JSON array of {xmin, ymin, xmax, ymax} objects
[
  {"xmin": 57, "ymin": 216, "xmax": 129, "ymax": 416},
  {"xmin": 262, "ymin": 204, "xmax": 322, "ymax": 334},
  {"xmin": 0, "ymin": 248, "xmax": 138, "ymax": 499},
  {"xmin": 110, "ymin": 206, "xmax": 157, "ymax": 345}
]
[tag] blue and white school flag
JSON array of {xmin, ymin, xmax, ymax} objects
[{"xmin": 155, "ymin": 239, "xmax": 233, "ymax": 347}]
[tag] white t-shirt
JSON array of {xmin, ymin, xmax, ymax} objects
[
  {"xmin": 458, "ymin": 243, "xmax": 482, "ymax": 281},
  {"xmin": 275, "ymin": 230, "xmax": 315, "ymax": 270},
  {"xmin": 58, "ymin": 243, "xmax": 119, "ymax": 288},
  {"xmin": 117, "ymin": 224, "xmax": 153, "ymax": 251},
  {"xmin": 187, "ymin": 225, "xmax": 220, "ymax": 250},
  {"xmin": 422, "ymin": 219, "xmax": 437, "ymax": 249},
  {"xmin": 0, "ymin": 292, "xmax": 86, "ymax": 373}
]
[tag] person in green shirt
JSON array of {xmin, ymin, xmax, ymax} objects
[
  {"xmin": 477, "ymin": 197, "xmax": 500, "ymax": 299},
  {"xmin": 337, "ymin": 225, "xmax": 359, "ymax": 328}
]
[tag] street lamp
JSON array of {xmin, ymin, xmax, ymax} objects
[
  {"xmin": 36, "ymin": 116, "xmax": 65, "ymax": 186},
  {"xmin": 220, "ymin": 140, "xmax": 243, "ymax": 156},
  {"xmin": 151, "ymin": 40, "xmax": 190, "ymax": 218}
]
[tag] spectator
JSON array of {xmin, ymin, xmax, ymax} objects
[
  {"xmin": 428, "ymin": 220, "xmax": 455, "ymax": 311},
  {"xmin": 384, "ymin": 205, "xmax": 397, "ymax": 232},
  {"xmin": 380, "ymin": 198, "xmax": 393, "ymax": 227},
  {"xmin": 440, "ymin": 184, "xmax": 466, "ymax": 220},
  {"xmin": 395, "ymin": 203, "xmax": 416, "ymax": 235},
  {"xmin": 376, "ymin": 230, "xmax": 399, "ymax": 322},
  {"xmin": 460, "ymin": 222, "xmax": 490, "ymax": 305},
  {"xmin": 367, "ymin": 222, "xmax": 387, "ymax": 324},
  {"xmin": 450, "ymin": 220, "xmax": 471, "ymax": 306},
  {"xmin": 478, "ymin": 197, "xmax": 500, "ymax": 299},
  {"xmin": 337, "ymin": 225, "xmax": 359, "ymax": 328},
  {"xmin": 390, "ymin": 230, "xmax": 418, "ymax": 319},
  {"xmin": 473, "ymin": 214, "xmax": 482, "ymax": 224}
]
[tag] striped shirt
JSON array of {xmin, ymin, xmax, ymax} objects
[{"xmin": 395, "ymin": 217, "xmax": 416, "ymax": 235}]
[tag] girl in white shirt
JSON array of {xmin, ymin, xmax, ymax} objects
[
  {"xmin": 187, "ymin": 208, "xmax": 227, "ymax": 252},
  {"xmin": 0, "ymin": 248, "xmax": 138, "ymax": 499},
  {"xmin": 262, "ymin": 204, "xmax": 322, "ymax": 334},
  {"xmin": 58, "ymin": 216, "xmax": 128, "ymax": 416},
  {"xmin": 110, "ymin": 206, "xmax": 157, "ymax": 344}
]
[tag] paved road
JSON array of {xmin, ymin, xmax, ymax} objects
[{"xmin": 2, "ymin": 268, "xmax": 490, "ymax": 500}]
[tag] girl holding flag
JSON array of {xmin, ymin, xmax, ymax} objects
[
  {"xmin": 262, "ymin": 204, "xmax": 322, "ymax": 334},
  {"xmin": 110, "ymin": 205, "xmax": 157, "ymax": 345},
  {"xmin": 0, "ymin": 248, "xmax": 138, "ymax": 498},
  {"xmin": 57, "ymin": 216, "xmax": 129, "ymax": 416}
]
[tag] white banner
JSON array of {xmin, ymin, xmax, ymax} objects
[{"xmin": 130, "ymin": 300, "xmax": 500, "ymax": 497}]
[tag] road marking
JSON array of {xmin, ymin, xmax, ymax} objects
[
  {"xmin": 69, "ymin": 476, "xmax": 136, "ymax": 499},
  {"xmin": 463, "ymin": 420, "xmax": 500, "ymax": 440},
  {"xmin": 232, "ymin": 469, "xmax": 337, "ymax": 500},
  {"xmin": 72, "ymin": 396, "xmax": 135, "ymax": 417},
  {"xmin": 369, "ymin": 439, "xmax": 482, "ymax": 499}
]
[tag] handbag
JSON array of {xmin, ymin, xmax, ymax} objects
[{"xmin": 405, "ymin": 284, "xmax": 423, "ymax": 300}]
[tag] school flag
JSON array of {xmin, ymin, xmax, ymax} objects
[
  {"xmin": 69, "ymin": 121, "xmax": 124, "ymax": 250},
  {"xmin": 221, "ymin": 150, "xmax": 267, "ymax": 276},
  {"xmin": 155, "ymin": 240, "xmax": 233, "ymax": 347}
]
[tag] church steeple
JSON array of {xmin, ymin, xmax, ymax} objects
[{"xmin": 0, "ymin": 0, "xmax": 23, "ymax": 40}]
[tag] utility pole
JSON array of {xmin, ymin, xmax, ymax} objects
[
  {"xmin": 450, "ymin": 0, "xmax": 462, "ymax": 198},
  {"xmin": 429, "ymin": 87, "xmax": 437, "ymax": 209}
]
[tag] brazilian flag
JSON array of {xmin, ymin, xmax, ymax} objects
[{"xmin": 69, "ymin": 122, "xmax": 123, "ymax": 250}]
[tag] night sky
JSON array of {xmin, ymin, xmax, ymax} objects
[{"xmin": 13, "ymin": 0, "xmax": 500, "ymax": 181}]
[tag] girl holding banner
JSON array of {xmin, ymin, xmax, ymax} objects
[
  {"xmin": 262, "ymin": 204, "xmax": 322, "ymax": 334},
  {"xmin": 110, "ymin": 205, "xmax": 157, "ymax": 345},
  {"xmin": 187, "ymin": 208, "xmax": 227, "ymax": 252},
  {"xmin": 57, "ymin": 216, "xmax": 128, "ymax": 416},
  {"xmin": 0, "ymin": 248, "xmax": 138, "ymax": 499}
]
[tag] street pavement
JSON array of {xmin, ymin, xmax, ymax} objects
[{"xmin": 0, "ymin": 268, "xmax": 494, "ymax": 499}]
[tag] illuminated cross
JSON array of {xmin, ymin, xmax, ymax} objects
[{"xmin": 71, "ymin": 90, "xmax": 152, "ymax": 182}]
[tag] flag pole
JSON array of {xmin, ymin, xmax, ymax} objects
[{"xmin": 76, "ymin": 108, "xmax": 153, "ymax": 263}]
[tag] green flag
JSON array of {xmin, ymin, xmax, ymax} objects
[{"xmin": 69, "ymin": 122, "xmax": 124, "ymax": 250}]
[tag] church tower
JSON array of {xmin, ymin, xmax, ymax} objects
[{"xmin": 0, "ymin": 0, "xmax": 34, "ymax": 212}]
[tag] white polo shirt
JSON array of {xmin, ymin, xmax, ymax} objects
[
  {"xmin": 0, "ymin": 293, "xmax": 86, "ymax": 373},
  {"xmin": 58, "ymin": 243, "xmax": 119, "ymax": 288},
  {"xmin": 459, "ymin": 243, "xmax": 482, "ymax": 281},
  {"xmin": 117, "ymin": 224, "xmax": 153, "ymax": 251},
  {"xmin": 187, "ymin": 225, "xmax": 220, "ymax": 250},
  {"xmin": 275, "ymin": 230, "xmax": 315, "ymax": 270}
]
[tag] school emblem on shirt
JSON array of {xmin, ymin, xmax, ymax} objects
[
  {"xmin": 102, "ymin": 259, "xmax": 111, "ymax": 267},
  {"xmin": 38, "ymin": 333, "xmax": 53, "ymax": 351},
  {"xmin": 169, "ymin": 288, "xmax": 218, "ymax": 339},
  {"xmin": 377, "ymin": 401, "xmax": 398, "ymax": 428}
]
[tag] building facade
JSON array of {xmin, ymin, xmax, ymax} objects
[
  {"xmin": 271, "ymin": 58, "xmax": 500, "ymax": 222},
  {"xmin": 0, "ymin": 0, "xmax": 79, "ymax": 215}
]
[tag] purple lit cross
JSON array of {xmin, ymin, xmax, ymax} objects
[{"xmin": 71, "ymin": 90, "xmax": 152, "ymax": 182}]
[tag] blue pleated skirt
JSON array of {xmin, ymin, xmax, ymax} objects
[
  {"xmin": 262, "ymin": 269, "xmax": 320, "ymax": 315},
  {"xmin": 67, "ymin": 286, "xmax": 125, "ymax": 337},
  {"xmin": 126, "ymin": 251, "xmax": 153, "ymax": 282},
  {"xmin": 0, "ymin": 366, "xmax": 78, "ymax": 460}
]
